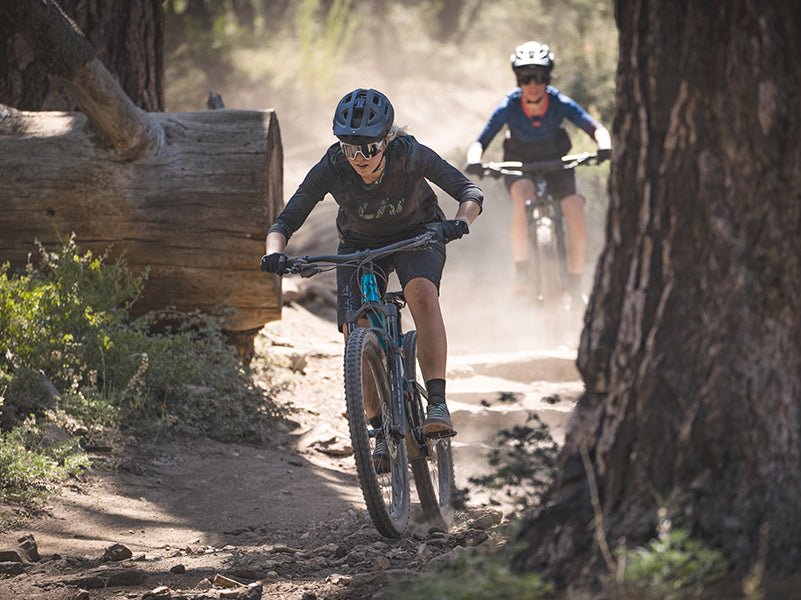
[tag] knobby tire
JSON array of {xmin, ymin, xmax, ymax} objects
[
  {"xmin": 344, "ymin": 328, "xmax": 410, "ymax": 538},
  {"xmin": 403, "ymin": 331, "xmax": 455, "ymax": 527},
  {"xmin": 528, "ymin": 207, "xmax": 567, "ymax": 307}
]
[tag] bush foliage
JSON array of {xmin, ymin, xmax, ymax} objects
[
  {"xmin": 0, "ymin": 236, "xmax": 286, "ymax": 511},
  {"xmin": 620, "ymin": 509, "xmax": 728, "ymax": 599}
]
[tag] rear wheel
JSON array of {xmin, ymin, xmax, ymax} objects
[
  {"xmin": 403, "ymin": 331, "xmax": 455, "ymax": 526},
  {"xmin": 344, "ymin": 327, "xmax": 410, "ymax": 538}
]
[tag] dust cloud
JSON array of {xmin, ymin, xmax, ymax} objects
[{"xmin": 242, "ymin": 53, "xmax": 600, "ymax": 507}]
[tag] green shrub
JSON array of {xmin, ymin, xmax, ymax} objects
[
  {"xmin": 388, "ymin": 552, "xmax": 553, "ymax": 600},
  {"xmin": 1, "ymin": 236, "xmax": 285, "ymax": 439},
  {"xmin": 0, "ymin": 417, "xmax": 91, "ymax": 507},
  {"xmin": 620, "ymin": 509, "xmax": 728, "ymax": 600},
  {"xmin": 0, "ymin": 236, "xmax": 288, "ymax": 512}
]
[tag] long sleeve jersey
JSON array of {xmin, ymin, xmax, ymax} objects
[
  {"xmin": 269, "ymin": 135, "xmax": 483, "ymax": 248},
  {"xmin": 476, "ymin": 86, "xmax": 602, "ymax": 160}
]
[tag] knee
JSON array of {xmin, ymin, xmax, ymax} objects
[
  {"xmin": 404, "ymin": 278, "xmax": 439, "ymax": 307},
  {"xmin": 561, "ymin": 195, "xmax": 586, "ymax": 224},
  {"xmin": 510, "ymin": 180, "xmax": 534, "ymax": 204}
]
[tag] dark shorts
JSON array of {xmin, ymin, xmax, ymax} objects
[
  {"xmin": 504, "ymin": 167, "xmax": 578, "ymax": 199},
  {"xmin": 336, "ymin": 240, "xmax": 446, "ymax": 330}
]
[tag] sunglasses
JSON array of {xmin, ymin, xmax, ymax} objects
[
  {"xmin": 340, "ymin": 139, "xmax": 385, "ymax": 160},
  {"xmin": 517, "ymin": 72, "xmax": 550, "ymax": 85}
]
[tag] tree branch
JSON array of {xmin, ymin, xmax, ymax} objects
[{"xmin": 0, "ymin": 0, "xmax": 161, "ymax": 158}]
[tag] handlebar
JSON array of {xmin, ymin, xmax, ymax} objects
[
  {"xmin": 262, "ymin": 231, "xmax": 441, "ymax": 278},
  {"xmin": 473, "ymin": 151, "xmax": 606, "ymax": 179}
]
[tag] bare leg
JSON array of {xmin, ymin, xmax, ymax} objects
[
  {"xmin": 509, "ymin": 179, "xmax": 537, "ymax": 263},
  {"xmin": 560, "ymin": 194, "xmax": 587, "ymax": 274},
  {"xmin": 402, "ymin": 277, "xmax": 446, "ymax": 382}
]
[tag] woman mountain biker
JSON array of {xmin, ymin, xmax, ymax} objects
[
  {"xmin": 261, "ymin": 88, "xmax": 483, "ymax": 448},
  {"xmin": 465, "ymin": 41, "xmax": 611, "ymax": 307}
]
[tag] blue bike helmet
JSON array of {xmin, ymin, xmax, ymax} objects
[
  {"xmin": 333, "ymin": 88, "xmax": 394, "ymax": 143},
  {"xmin": 511, "ymin": 41, "xmax": 555, "ymax": 73}
]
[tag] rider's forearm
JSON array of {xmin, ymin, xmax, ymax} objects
[
  {"xmin": 265, "ymin": 231, "xmax": 287, "ymax": 255},
  {"xmin": 455, "ymin": 199, "xmax": 482, "ymax": 225}
]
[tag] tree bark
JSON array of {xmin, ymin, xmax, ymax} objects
[
  {"xmin": 0, "ymin": 0, "xmax": 164, "ymax": 112},
  {"xmin": 512, "ymin": 0, "xmax": 801, "ymax": 587},
  {"xmin": 0, "ymin": 104, "xmax": 283, "ymax": 338},
  {"xmin": 0, "ymin": 0, "xmax": 160, "ymax": 158}
]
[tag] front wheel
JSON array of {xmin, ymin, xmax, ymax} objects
[
  {"xmin": 344, "ymin": 328, "xmax": 410, "ymax": 538},
  {"xmin": 528, "ymin": 207, "xmax": 567, "ymax": 307},
  {"xmin": 403, "ymin": 331, "xmax": 455, "ymax": 527}
]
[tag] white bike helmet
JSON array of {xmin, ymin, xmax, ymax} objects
[{"xmin": 511, "ymin": 41, "xmax": 555, "ymax": 73}]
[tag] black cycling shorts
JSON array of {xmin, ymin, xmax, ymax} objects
[
  {"xmin": 335, "ymin": 240, "xmax": 446, "ymax": 331},
  {"xmin": 504, "ymin": 167, "xmax": 578, "ymax": 200}
]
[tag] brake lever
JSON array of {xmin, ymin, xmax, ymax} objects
[{"xmin": 299, "ymin": 266, "xmax": 320, "ymax": 278}]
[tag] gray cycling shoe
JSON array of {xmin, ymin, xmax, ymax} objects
[
  {"xmin": 423, "ymin": 402, "xmax": 454, "ymax": 436},
  {"xmin": 372, "ymin": 435, "xmax": 390, "ymax": 474}
]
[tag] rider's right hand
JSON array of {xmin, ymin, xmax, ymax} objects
[
  {"xmin": 596, "ymin": 148, "xmax": 611, "ymax": 163},
  {"xmin": 436, "ymin": 220, "xmax": 470, "ymax": 243},
  {"xmin": 463, "ymin": 162, "xmax": 485, "ymax": 178},
  {"xmin": 260, "ymin": 252, "xmax": 289, "ymax": 275}
]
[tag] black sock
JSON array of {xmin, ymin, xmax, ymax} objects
[{"xmin": 426, "ymin": 378, "xmax": 446, "ymax": 403}]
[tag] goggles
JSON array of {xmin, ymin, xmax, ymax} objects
[
  {"xmin": 340, "ymin": 139, "xmax": 385, "ymax": 160},
  {"xmin": 517, "ymin": 71, "xmax": 550, "ymax": 85}
]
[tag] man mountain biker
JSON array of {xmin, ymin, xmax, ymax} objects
[
  {"xmin": 465, "ymin": 41, "xmax": 611, "ymax": 307},
  {"xmin": 261, "ymin": 88, "xmax": 483, "ymax": 451}
]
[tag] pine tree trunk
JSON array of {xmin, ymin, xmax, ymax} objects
[
  {"xmin": 512, "ymin": 0, "xmax": 801, "ymax": 587},
  {"xmin": 0, "ymin": 0, "xmax": 163, "ymax": 112}
]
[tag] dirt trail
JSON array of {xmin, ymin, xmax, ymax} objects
[
  {"xmin": 0, "ymin": 276, "xmax": 585, "ymax": 600},
  {"xmin": 1, "ymin": 101, "xmax": 589, "ymax": 598}
]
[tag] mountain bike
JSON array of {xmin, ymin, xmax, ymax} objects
[
  {"xmin": 267, "ymin": 231, "xmax": 455, "ymax": 538},
  {"xmin": 478, "ymin": 151, "xmax": 603, "ymax": 306}
]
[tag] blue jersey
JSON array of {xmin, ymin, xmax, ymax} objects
[{"xmin": 476, "ymin": 87, "xmax": 601, "ymax": 161}]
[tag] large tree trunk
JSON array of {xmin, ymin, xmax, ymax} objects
[
  {"xmin": 512, "ymin": 0, "xmax": 801, "ymax": 588},
  {"xmin": 0, "ymin": 0, "xmax": 164, "ymax": 112}
]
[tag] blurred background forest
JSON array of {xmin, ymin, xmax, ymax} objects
[{"xmin": 163, "ymin": 0, "xmax": 617, "ymax": 242}]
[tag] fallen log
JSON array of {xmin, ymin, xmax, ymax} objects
[
  {"xmin": 0, "ymin": 104, "xmax": 283, "ymax": 343},
  {"xmin": 0, "ymin": 0, "xmax": 284, "ymax": 359}
]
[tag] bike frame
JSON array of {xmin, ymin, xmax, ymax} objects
[
  {"xmin": 524, "ymin": 177, "xmax": 568, "ymax": 297},
  {"xmin": 347, "ymin": 270, "xmax": 407, "ymax": 443},
  {"xmin": 267, "ymin": 232, "xmax": 458, "ymax": 534},
  {"xmin": 284, "ymin": 232, "xmax": 438, "ymax": 452},
  {"xmin": 480, "ymin": 151, "xmax": 601, "ymax": 303}
]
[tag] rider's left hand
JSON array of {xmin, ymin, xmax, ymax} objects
[
  {"xmin": 437, "ymin": 220, "xmax": 470, "ymax": 242},
  {"xmin": 463, "ymin": 162, "xmax": 485, "ymax": 177},
  {"xmin": 260, "ymin": 252, "xmax": 288, "ymax": 275}
]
